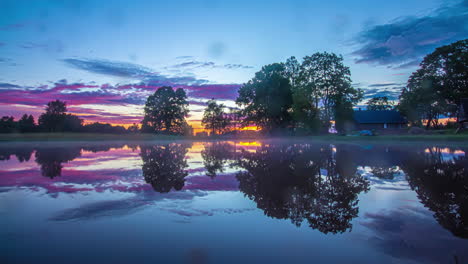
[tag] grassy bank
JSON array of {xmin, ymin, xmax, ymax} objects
[
  {"xmin": 1, "ymin": 132, "xmax": 468, "ymax": 144},
  {"xmin": 0, "ymin": 133, "xmax": 186, "ymax": 142}
]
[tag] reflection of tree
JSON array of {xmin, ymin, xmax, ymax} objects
[
  {"xmin": 0, "ymin": 146, "xmax": 34, "ymax": 162},
  {"xmin": 35, "ymin": 147, "xmax": 82, "ymax": 178},
  {"xmin": 370, "ymin": 166, "xmax": 400, "ymax": 180},
  {"xmin": 201, "ymin": 142, "xmax": 236, "ymax": 178},
  {"xmin": 236, "ymin": 144, "xmax": 369, "ymax": 234},
  {"xmin": 402, "ymin": 147, "xmax": 468, "ymax": 238},
  {"xmin": 140, "ymin": 143, "xmax": 191, "ymax": 193}
]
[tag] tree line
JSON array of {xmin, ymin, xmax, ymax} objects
[
  {"xmin": 0, "ymin": 100, "xmax": 138, "ymax": 134},
  {"xmin": 1, "ymin": 39, "xmax": 466, "ymax": 134}
]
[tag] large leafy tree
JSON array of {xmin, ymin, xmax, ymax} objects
[
  {"xmin": 367, "ymin": 96, "xmax": 395, "ymax": 111},
  {"xmin": 141, "ymin": 86, "xmax": 189, "ymax": 134},
  {"xmin": 399, "ymin": 39, "xmax": 468, "ymax": 128},
  {"xmin": 299, "ymin": 52, "xmax": 362, "ymax": 131},
  {"xmin": 202, "ymin": 99, "xmax": 231, "ymax": 135},
  {"xmin": 284, "ymin": 56, "xmax": 321, "ymax": 133},
  {"xmin": 39, "ymin": 100, "xmax": 83, "ymax": 132},
  {"xmin": 236, "ymin": 63, "xmax": 293, "ymax": 133}
]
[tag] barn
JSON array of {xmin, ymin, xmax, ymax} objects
[{"xmin": 353, "ymin": 110, "xmax": 407, "ymax": 130}]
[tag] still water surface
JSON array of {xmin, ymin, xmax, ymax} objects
[{"xmin": 1, "ymin": 140, "xmax": 467, "ymax": 264}]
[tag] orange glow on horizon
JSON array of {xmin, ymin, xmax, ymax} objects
[{"xmin": 238, "ymin": 141, "xmax": 261, "ymax": 146}]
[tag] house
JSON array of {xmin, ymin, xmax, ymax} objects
[
  {"xmin": 456, "ymin": 98, "xmax": 468, "ymax": 133},
  {"xmin": 353, "ymin": 110, "xmax": 407, "ymax": 130}
]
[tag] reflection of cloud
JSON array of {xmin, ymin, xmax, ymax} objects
[
  {"xmin": 49, "ymin": 190, "xmax": 208, "ymax": 221},
  {"xmin": 352, "ymin": 0, "xmax": 468, "ymax": 67},
  {"xmin": 361, "ymin": 207, "xmax": 468, "ymax": 263}
]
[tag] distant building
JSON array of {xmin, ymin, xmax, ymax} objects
[{"xmin": 353, "ymin": 110, "xmax": 407, "ymax": 130}]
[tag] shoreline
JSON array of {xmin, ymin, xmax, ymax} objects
[{"xmin": 1, "ymin": 132, "xmax": 468, "ymax": 146}]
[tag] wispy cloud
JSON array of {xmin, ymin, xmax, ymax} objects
[
  {"xmin": 367, "ymin": 83, "xmax": 401, "ymax": 88},
  {"xmin": 63, "ymin": 58, "xmax": 154, "ymax": 78},
  {"xmin": 352, "ymin": 0, "xmax": 468, "ymax": 68},
  {"xmin": 169, "ymin": 60, "xmax": 253, "ymax": 70},
  {"xmin": 0, "ymin": 23, "xmax": 26, "ymax": 31},
  {"xmin": 0, "ymin": 82, "xmax": 21, "ymax": 89}
]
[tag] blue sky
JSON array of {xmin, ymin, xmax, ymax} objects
[{"xmin": 0, "ymin": 0, "xmax": 467, "ymax": 128}]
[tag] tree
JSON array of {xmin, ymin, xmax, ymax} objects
[
  {"xmin": 202, "ymin": 99, "xmax": 231, "ymax": 135},
  {"xmin": 0, "ymin": 116, "xmax": 16, "ymax": 133},
  {"xmin": 18, "ymin": 114, "xmax": 36, "ymax": 133},
  {"xmin": 141, "ymin": 86, "xmax": 189, "ymax": 134},
  {"xmin": 236, "ymin": 63, "xmax": 293, "ymax": 133},
  {"xmin": 284, "ymin": 56, "xmax": 321, "ymax": 133},
  {"xmin": 127, "ymin": 123, "xmax": 140, "ymax": 133},
  {"xmin": 299, "ymin": 52, "xmax": 362, "ymax": 131},
  {"xmin": 39, "ymin": 100, "xmax": 83, "ymax": 132},
  {"xmin": 399, "ymin": 39, "xmax": 468, "ymax": 128},
  {"xmin": 367, "ymin": 96, "xmax": 395, "ymax": 111}
]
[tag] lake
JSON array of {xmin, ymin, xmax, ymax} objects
[{"xmin": 1, "ymin": 140, "xmax": 467, "ymax": 264}]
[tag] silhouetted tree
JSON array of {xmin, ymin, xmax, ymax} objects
[
  {"xmin": 39, "ymin": 100, "xmax": 83, "ymax": 132},
  {"xmin": 18, "ymin": 114, "xmax": 36, "ymax": 133},
  {"xmin": 140, "ymin": 143, "xmax": 191, "ymax": 192},
  {"xmin": 367, "ymin": 96, "xmax": 395, "ymax": 111},
  {"xmin": 0, "ymin": 116, "xmax": 16, "ymax": 133},
  {"xmin": 399, "ymin": 39, "xmax": 468, "ymax": 128},
  {"xmin": 236, "ymin": 63, "xmax": 293, "ymax": 133},
  {"xmin": 299, "ymin": 52, "xmax": 362, "ymax": 131},
  {"xmin": 202, "ymin": 99, "xmax": 232, "ymax": 135},
  {"xmin": 127, "ymin": 123, "xmax": 140, "ymax": 133},
  {"xmin": 141, "ymin": 87, "xmax": 189, "ymax": 134},
  {"xmin": 82, "ymin": 122, "xmax": 127, "ymax": 134}
]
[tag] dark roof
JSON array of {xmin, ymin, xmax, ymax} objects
[
  {"xmin": 353, "ymin": 110, "xmax": 407, "ymax": 124},
  {"xmin": 458, "ymin": 98, "xmax": 468, "ymax": 122}
]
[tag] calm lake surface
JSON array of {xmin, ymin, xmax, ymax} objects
[{"xmin": 1, "ymin": 140, "xmax": 467, "ymax": 264}]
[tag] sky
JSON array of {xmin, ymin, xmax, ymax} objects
[{"xmin": 0, "ymin": 0, "xmax": 467, "ymax": 131}]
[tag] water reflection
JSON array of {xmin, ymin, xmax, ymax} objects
[
  {"xmin": 0, "ymin": 141, "xmax": 467, "ymax": 240},
  {"xmin": 35, "ymin": 147, "xmax": 82, "ymax": 178},
  {"xmin": 201, "ymin": 142, "xmax": 236, "ymax": 178},
  {"xmin": 402, "ymin": 147, "xmax": 468, "ymax": 238},
  {"xmin": 235, "ymin": 144, "xmax": 370, "ymax": 234},
  {"xmin": 140, "ymin": 143, "xmax": 191, "ymax": 193}
]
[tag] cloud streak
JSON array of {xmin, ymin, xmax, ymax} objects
[{"xmin": 352, "ymin": 0, "xmax": 468, "ymax": 68}]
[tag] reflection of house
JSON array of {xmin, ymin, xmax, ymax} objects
[{"xmin": 353, "ymin": 110, "xmax": 407, "ymax": 130}]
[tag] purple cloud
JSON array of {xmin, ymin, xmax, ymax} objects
[{"xmin": 352, "ymin": 0, "xmax": 468, "ymax": 68}]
